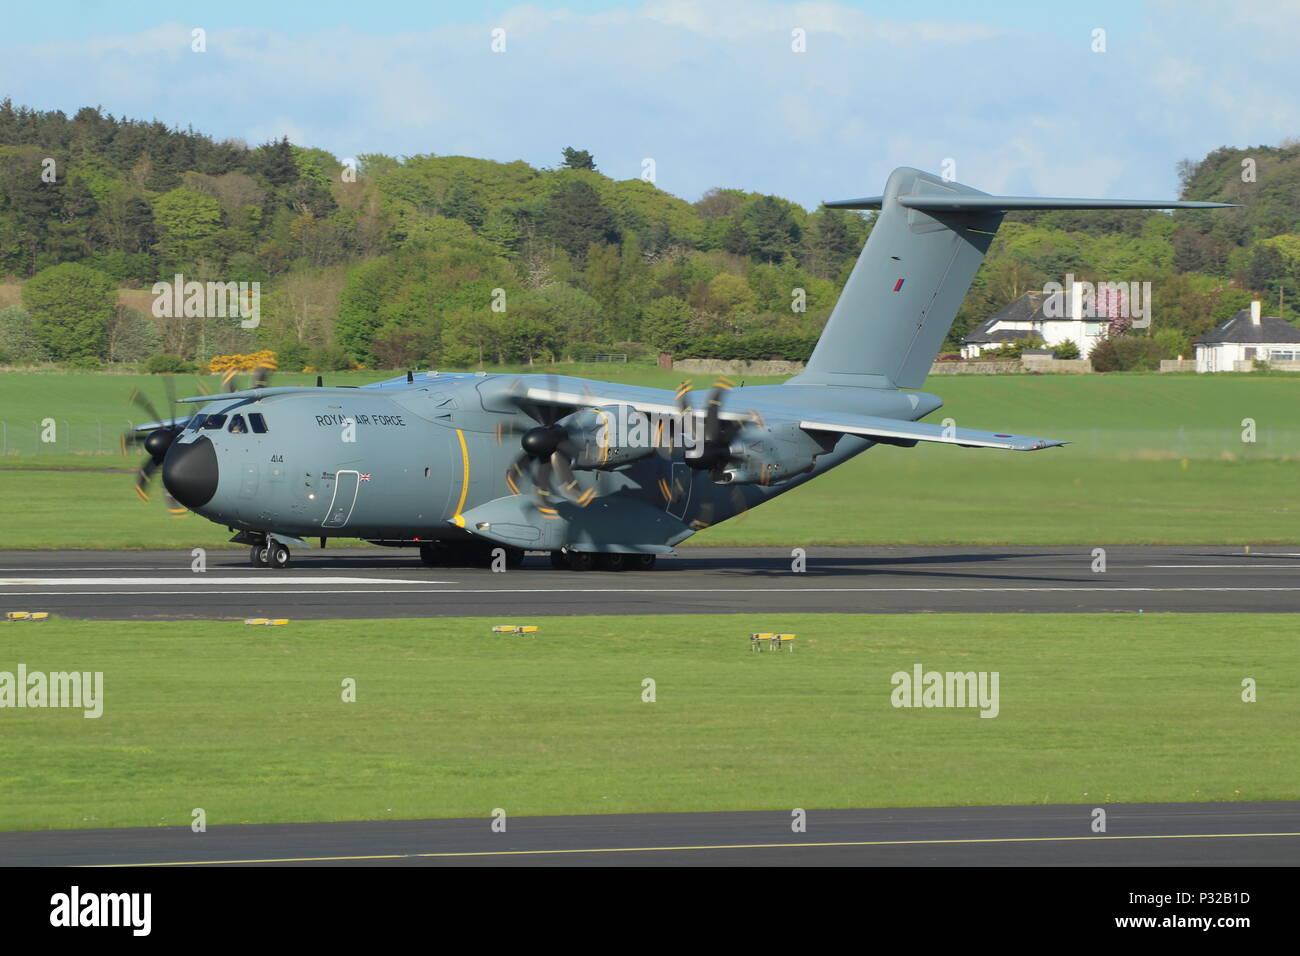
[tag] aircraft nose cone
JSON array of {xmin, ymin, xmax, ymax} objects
[{"xmin": 162, "ymin": 436, "xmax": 219, "ymax": 509}]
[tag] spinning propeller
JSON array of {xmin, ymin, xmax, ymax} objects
[
  {"xmin": 124, "ymin": 378, "xmax": 186, "ymax": 516},
  {"xmin": 503, "ymin": 375, "xmax": 598, "ymax": 510},
  {"xmin": 671, "ymin": 377, "xmax": 764, "ymax": 527}
]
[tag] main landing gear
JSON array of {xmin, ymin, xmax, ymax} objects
[
  {"xmin": 417, "ymin": 543, "xmax": 656, "ymax": 570},
  {"xmin": 249, "ymin": 539, "xmax": 291, "ymax": 569},
  {"xmin": 552, "ymin": 550, "xmax": 656, "ymax": 572}
]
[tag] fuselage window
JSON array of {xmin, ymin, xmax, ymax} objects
[
  {"xmin": 201, "ymin": 414, "xmax": 227, "ymax": 430},
  {"xmin": 248, "ymin": 413, "xmax": 268, "ymax": 434},
  {"xmin": 228, "ymin": 414, "xmax": 248, "ymax": 434}
]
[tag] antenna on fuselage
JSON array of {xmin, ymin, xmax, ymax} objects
[
  {"xmin": 406, "ymin": 370, "xmax": 414, "ymax": 383},
  {"xmin": 316, "ymin": 375, "xmax": 323, "ymax": 387}
]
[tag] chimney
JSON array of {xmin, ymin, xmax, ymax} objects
[{"xmin": 1251, "ymin": 299, "xmax": 1261, "ymax": 325}]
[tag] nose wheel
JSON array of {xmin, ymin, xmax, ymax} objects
[{"xmin": 250, "ymin": 540, "xmax": 292, "ymax": 569}]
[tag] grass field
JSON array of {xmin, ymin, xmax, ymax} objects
[
  {"xmin": 0, "ymin": 366, "xmax": 1298, "ymax": 547},
  {"xmin": 0, "ymin": 613, "xmax": 1294, "ymax": 832}
]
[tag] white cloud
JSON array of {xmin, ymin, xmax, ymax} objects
[{"xmin": 1, "ymin": 1, "xmax": 1296, "ymax": 206}]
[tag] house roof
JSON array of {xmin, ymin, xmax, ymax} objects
[
  {"xmin": 1193, "ymin": 310, "xmax": 1300, "ymax": 345},
  {"xmin": 964, "ymin": 291, "xmax": 1048, "ymax": 343},
  {"xmin": 962, "ymin": 290, "xmax": 1083, "ymax": 343},
  {"xmin": 963, "ymin": 327, "xmax": 1035, "ymax": 344}
]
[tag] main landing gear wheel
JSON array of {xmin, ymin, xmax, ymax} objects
[
  {"xmin": 598, "ymin": 552, "xmax": 627, "ymax": 572},
  {"xmin": 250, "ymin": 544, "xmax": 269, "ymax": 567},
  {"xmin": 419, "ymin": 542, "xmax": 443, "ymax": 567},
  {"xmin": 268, "ymin": 541, "xmax": 291, "ymax": 569},
  {"xmin": 633, "ymin": 554, "xmax": 656, "ymax": 571},
  {"xmin": 549, "ymin": 550, "xmax": 568, "ymax": 569},
  {"xmin": 565, "ymin": 551, "xmax": 596, "ymax": 572}
]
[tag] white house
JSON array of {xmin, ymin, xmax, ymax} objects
[
  {"xmin": 961, "ymin": 289, "xmax": 1111, "ymax": 359},
  {"xmin": 1194, "ymin": 301, "xmax": 1300, "ymax": 372}
]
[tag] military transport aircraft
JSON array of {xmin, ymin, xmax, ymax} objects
[{"xmin": 130, "ymin": 167, "xmax": 1230, "ymax": 570}]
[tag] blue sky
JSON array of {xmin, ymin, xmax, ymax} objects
[{"xmin": 2, "ymin": 1, "xmax": 1295, "ymax": 208}]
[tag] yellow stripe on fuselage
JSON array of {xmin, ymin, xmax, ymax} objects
[{"xmin": 454, "ymin": 428, "xmax": 470, "ymax": 523}]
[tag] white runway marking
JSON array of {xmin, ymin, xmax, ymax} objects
[
  {"xmin": 0, "ymin": 567, "xmax": 182, "ymax": 572},
  {"xmin": 1146, "ymin": 565, "xmax": 1300, "ymax": 569},
  {"xmin": 0, "ymin": 576, "xmax": 435, "ymax": 586},
  {"xmin": 5, "ymin": 586, "xmax": 1300, "ymax": 598}
]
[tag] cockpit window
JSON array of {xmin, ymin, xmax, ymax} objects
[
  {"xmin": 186, "ymin": 414, "xmax": 206, "ymax": 431},
  {"xmin": 201, "ymin": 414, "xmax": 227, "ymax": 430},
  {"xmin": 248, "ymin": 413, "xmax": 268, "ymax": 434},
  {"xmin": 228, "ymin": 414, "xmax": 248, "ymax": 434}
]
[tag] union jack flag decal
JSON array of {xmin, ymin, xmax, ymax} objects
[
  {"xmin": 893, "ymin": 278, "xmax": 905, "ymax": 292},
  {"xmin": 359, "ymin": 473, "xmax": 372, "ymax": 481}
]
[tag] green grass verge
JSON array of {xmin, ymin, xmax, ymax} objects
[{"xmin": 0, "ymin": 614, "xmax": 1294, "ymax": 831}]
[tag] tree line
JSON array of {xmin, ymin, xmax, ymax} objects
[{"xmin": 1, "ymin": 100, "xmax": 1298, "ymax": 372}]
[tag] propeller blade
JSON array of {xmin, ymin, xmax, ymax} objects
[
  {"xmin": 505, "ymin": 454, "xmax": 529, "ymax": 496},
  {"xmin": 134, "ymin": 458, "xmax": 158, "ymax": 501},
  {"xmin": 128, "ymin": 388, "xmax": 163, "ymax": 424},
  {"xmin": 162, "ymin": 375, "xmax": 177, "ymax": 416},
  {"xmin": 550, "ymin": 450, "xmax": 589, "ymax": 505},
  {"xmin": 164, "ymin": 488, "xmax": 187, "ymax": 517},
  {"xmin": 704, "ymin": 379, "xmax": 733, "ymax": 443},
  {"xmin": 494, "ymin": 421, "xmax": 520, "ymax": 446},
  {"xmin": 252, "ymin": 359, "xmax": 276, "ymax": 388},
  {"xmin": 543, "ymin": 374, "xmax": 561, "ymax": 425},
  {"xmin": 674, "ymin": 380, "xmax": 693, "ymax": 414},
  {"xmin": 532, "ymin": 459, "xmax": 555, "ymax": 508}
]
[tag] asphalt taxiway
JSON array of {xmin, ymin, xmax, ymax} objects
[
  {"xmin": 1, "ymin": 546, "xmax": 1298, "ymax": 619},
  {"xmin": 2, "ymin": 802, "xmax": 1295, "ymax": 867}
]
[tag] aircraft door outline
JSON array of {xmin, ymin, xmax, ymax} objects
[
  {"xmin": 666, "ymin": 461, "xmax": 691, "ymax": 520},
  {"xmin": 322, "ymin": 470, "xmax": 361, "ymax": 528}
]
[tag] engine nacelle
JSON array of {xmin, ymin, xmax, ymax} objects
[
  {"xmin": 557, "ymin": 405, "xmax": 660, "ymax": 469},
  {"xmin": 719, "ymin": 422, "xmax": 830, "ymax": 486}
]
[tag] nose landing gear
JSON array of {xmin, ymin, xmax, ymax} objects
[{"xmin": 249, "ymin": 538, "xmax": 292, "ymax": 569}]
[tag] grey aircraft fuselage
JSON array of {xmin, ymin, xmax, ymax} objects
[{"xmin": 164, "ymin": 371, "xmax": 937, "ymax": 552}]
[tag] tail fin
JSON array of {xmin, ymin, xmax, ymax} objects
[{"xmin": 791, "ymin": 166, "xmax": 1233, "ymax": 390}]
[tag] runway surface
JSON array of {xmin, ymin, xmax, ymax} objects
[
  {"xmin": 3, "ymin": 802, "xmax": 1295, "ymax": 867},
  {"xmin": 1, "ymin": 546, "xmax": 1298, "ymax": 619}
]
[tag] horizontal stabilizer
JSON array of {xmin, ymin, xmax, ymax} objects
[{"xmin": 800, "ymin": 415, "xmax": 1066, "ymax": 451}]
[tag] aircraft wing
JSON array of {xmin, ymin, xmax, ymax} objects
[
  {"xmin": 521, "ymin": 381, "xmax": 756, "ymax": 419},
  {"xmin": 521, "ymin": 382, "xmax": 1065, "ymax": 450},
  {"xmin": 797, "ymin": 412, "xmax": 1066, "ymax": 450}
]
